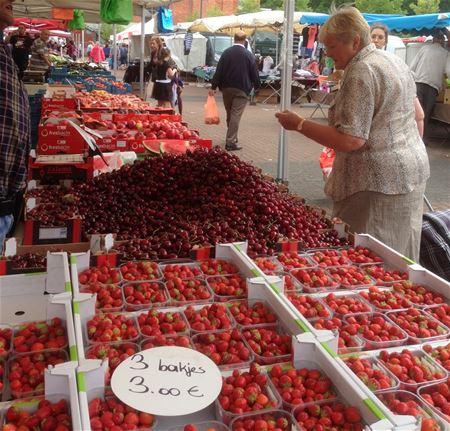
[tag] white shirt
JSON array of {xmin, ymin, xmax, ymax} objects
[
  {"xmin": 262, "ymin": 56, "xmax": 273, "ymax": 74},
  {"xmin": 410, "ymin": 43, "xmax": 450, "ymax": 92}
]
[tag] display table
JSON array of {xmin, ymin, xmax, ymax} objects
[{"xmin": 291, "ymin": 76, "xmax": 320, "ymax": 105}]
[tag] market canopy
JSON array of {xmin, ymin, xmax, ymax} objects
[
  {"xmin": 13, "ymin": 17, "xmax": 67, "ymax": 31},
  {"xmin": 188, "ymin": 15, "xmax": 239, "ymax": 33},
  {"xmin": 300, "ymin": 11, "xmax": 450, "ymax": 32},
  {"xmin": 116, "ymin": 18, "xmax": 156, "ymax": 40},
  {"xmin": 188, "ymin": 11, "xmax": 305, "ymax": 35},
  {"xmin": 216, "ymin": 10, "xmax": 305, "ymax": 35},
  {"xmin": 12, "ymin": 0, "xmax": 180, "ymax": 23}
]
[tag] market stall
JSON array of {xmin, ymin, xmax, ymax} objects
[{"xmin": 1, "ymin": 3, "xmax": 450, "ymax": 431}]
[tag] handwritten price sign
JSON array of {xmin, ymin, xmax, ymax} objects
[{"xmin": 111, "ymin": 346, "xmax": 222, "ymax": 416}]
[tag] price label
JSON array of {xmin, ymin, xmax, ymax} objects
[
  {"xmin": 39, "ymin": 227, "xmax": 68, "ymax": 240},
  {"xmin": 111, "ymin": 346, "xmax": 222, "ymax": 416}
]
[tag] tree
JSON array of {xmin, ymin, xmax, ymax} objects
[
  {"xmin": 307, "ymin": 0, "xmax": 348, "ymax": 13},
  {"xmin": 207, "ymin": 5, "xmax": 226, "ymax": 16},
  {"xmin": 100, "ymin": 23, "xmax": 126, "ymax": 43},
  {"xmin": 355, "ymin": 0, "xmax": 404, "ymax": 13},
  {"xmin": 238, "ymin": 0, "xmax": 261, "ymax": 13},
  {"xmin": 410, "ymin": 0, "xmax": 440, "ymax": 13},
  {"xmin": 186, "ymin": 11, "xmax": 200, "ymax": 22},
  {"xmin": 261, "ymin": 0, "xmax": 310, "ymax": 10}
]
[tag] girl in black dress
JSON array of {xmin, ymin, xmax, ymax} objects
[{"xmin": 149, "ymin": 37, "xmax": 177, "ymax": 108}]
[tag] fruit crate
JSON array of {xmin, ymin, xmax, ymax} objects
[
  {"xmin": 183, "ymin": 303, "xmax": 235, "ymax": 334},
  {"xmin": 215, "ymin": 367, "xmax": 282, "ymax": 424},
  {"xmin": 340, "ymin": 353, "xmax": 401, "ymax": 395},
  {"xmin": 206, "ymin": 274, "xmax": 248, "ymax": 302},
  {"xmin": 376, "ymin": 349, "xmax": 449, "ymax": 392},
  {"xmin": 361, "ymin": 263, "xmax": 409, "ymax": 286},
  {"xmin": 343, "ymin": 311, "xmax": 409, "ymax": 351},
  {"xmin": 137, "ymin": 306, "xmax": 191, "ymax": 338},
  {"xmin": 386, "ymin": 308, "xmax": 450, "ymax": 345},
  {"xmin": 377, "ymin": 390, "xmax": 448, "ymax": 431},
  {"xmin": 4, "ymin": 348, "xmax": 69, "ymax": 400},
  {"xmin": 265, "ymin": 361, "xmax": 338, "ymax": 412},
  {"xmin": 417, "ymin": 378, "xmax": 450, "ymax": 425},
  {"xmin": 168, "ymin": 421, "xmax": 230, "ymax": 431},
  {"xmin": 230, "ymin": 409, "xmax": 299, "ymax": 430},
  {"xmin": 0, "ymin": 362, "xmax": 82, "ymax": 430},
  {"xmin": 225, "ymin": 299, "xmax": 279, "ymax": 330}
]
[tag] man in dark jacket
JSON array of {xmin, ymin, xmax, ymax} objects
[
  {"xmin": 209, "ymin": 31, "xmax": 260, "ymax": 151},
  {"xmin": 6, "ymin": 24, "xmax": 32, "ymax": 79}
]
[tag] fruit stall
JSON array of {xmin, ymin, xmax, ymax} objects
[{"xmin": 0, "ymin": 75, "xmax": 450, "ymax": 431}]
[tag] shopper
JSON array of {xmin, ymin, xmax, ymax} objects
[
  {"xmin": 209, "ymin": 31, "xmax": 261, "ymax": 151},
  {"xmin": 276, "ymin": 6, "xmax": 430, "ymax": 262},
  {"xmin": 90, "ymin": 42, "xmax": 105, "ymax": 64},
  {"xmin": 149, "ymin": 37, "xmax": 177, "ymax": 108},
  {"xmin": 6, "ymin": 24, "xmax": 33, "ymax": 79},
  {"xmin": 65, "ymin": 39, "xmax": 77, "ymax": 60},
  {"xmin": 29, "ymin": 29, "xmax": 52, "ymax": 75},
  {"xmin": 0, "ymin": 0, "xmax": 31, "ymax": 251},
  {"xmin": 410, "ymin": 28, "xmax": 450, "ymax": 132},
  {"xmin": 119, "ymin": 43, "xmax": 128, "ymax": 68},
  {"xmin": 103, "ymin": 42, "xmax": 111, "ymax": 59},
  {"xmin": 370, "ymin": 23, "xmax": 388, "ymax": 50}
]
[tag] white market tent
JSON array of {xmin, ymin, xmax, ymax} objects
[
  {"xmin": 217, "ymin": 10, "xmax": 305, "ymax": 35},
  {"xmin": 129, "ymin": 32, "xmax": 207, "ymax": 72},
  {"xmin": 116, "ymin": 18, "xmax": 157, "ymax": 41}
]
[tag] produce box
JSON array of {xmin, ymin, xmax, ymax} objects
[
  {"xmin": 28, "ymin": 157, "xmax": 94, "ymax": 183},
  {"xmin": 0, "ymin": 248, "xmax": 71, "ymax": 294},
  {"xmin": 94, "ymin": 136, "xmax": 129, "ymax": 152},
  {"xmin": 41, "ymin": 97, "xmax": 77, "ymax": 112},
  {"xmin": 23, "ymin": 198, "xmax": 82, "ymax": 246},
  {"xmin": 37, "ymin": 122, "xmax": 88, "ymax": 155}
]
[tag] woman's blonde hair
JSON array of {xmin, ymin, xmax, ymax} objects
[{"xmin": 319, "ymin": 5, "xmax": 371, "ymax": 47}]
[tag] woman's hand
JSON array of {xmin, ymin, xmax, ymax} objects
[{"xmin": 275, "ymin": 110, "xmax": 303, "ymax": 131}]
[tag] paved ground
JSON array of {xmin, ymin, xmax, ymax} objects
[{"xmin": 179, "ymin": 83, "xmax": 450, "ymax": 215}]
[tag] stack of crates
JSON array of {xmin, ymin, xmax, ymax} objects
[{"xmin": 29, "ymin": 89, "xmax": 45, "ymax": 149}]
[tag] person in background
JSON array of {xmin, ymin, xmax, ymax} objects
[
  {"xmin": 149, "ymin": 37, "xmax": 177, "ymax": 108},
  {"xmin": 6, "ymin": 24, "xmax": 33, "ymax": 79},
  {"xmin": 276, "ymin": 6, "xmax": 429, "ymax": 262},
  {"xmin": 370, "ymin": 23, "xmax": 389, "ymax": 50},
  {"xmin": 103, "ymin": 42, "xmax": 111, "ymax": 60},
  {"xmin": 64, "ymin": 39, "xmax": 77, "ymax": 60},
  {"xmin": 90, "ymin": 41, "xmax": 105, "ymax": 64},
  {"xmin": 209, "ymin": 31, "xmax": 260, "ymax": 151},
  {"xmin": 370, "ymin": 22, "xmax": 425, "ymax": 136},
  {"xmin": 86, "ymin": 40, "xmax": 93, "ymax": 59},
  {"xmin": 119, "ymin": 43, "xmax": 128, "ymax": 68},
  {"xmin": 410, "ymin": 28, "xmax": 450, "ymax": 134},
  {"xmin": 0, "ymin": 0, "xmax": 31, "ymax": 251},
  {"xmin": 29, "ymin": 29, "xmax": 52, "ymax": 76}
]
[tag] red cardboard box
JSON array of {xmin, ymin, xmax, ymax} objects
[
  {"xmin": 95, "ymin": 137, "xmax": 128, "ymax": 152},
  {"xmin": 112, "ymin": 113, "xmax": 150, "ymax": 123},
  {"xmin": 37, "ymin": 123, "xmax": 87, "ymax": 155},
  {"xmin": 23, "ymin": 218, "xmax": 82, "ymax": 245},
  {"xmin": 41, "ymin": 97, "xmax": 77, "ymax": 112},
  {"xmin": 28, "ymin": 158, "xmax": 94, "ymax": 183}
]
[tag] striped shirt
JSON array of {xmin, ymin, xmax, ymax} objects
[
  {"xmin": 29, "ymin": 38, "xmax": 50, "ymax": 72},
  {"xmin": 0, "ymin": 41, "xmax": 30, "ymax": 198}
]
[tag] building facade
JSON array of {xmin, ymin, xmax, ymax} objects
[{"xmin": 171, "ymin": 0, "xmax": 239, "ymax": 23}]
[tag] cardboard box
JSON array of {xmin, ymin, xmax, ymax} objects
[
  {"xmin": 95, "ymin": 136, "xmax": 129, "ymax": 152},
  {"xmin": 37, "ymin": 123, "xmax": 87, "ymax": 155},
  {"xmin": 41, "ymin": 97, "xmax": 77, "ymax": 112},
  {"xmin": 28, "ymin": 157, "xmax": 94, "ymax": 183},
  {"xmin": 443, "ymin": 87, "xmax": 450, "ymax": 104}
]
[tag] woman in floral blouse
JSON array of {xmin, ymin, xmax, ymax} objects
[{"xmin": 276, "ymin": 6, "xmax": 429, "ymax": 261}]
